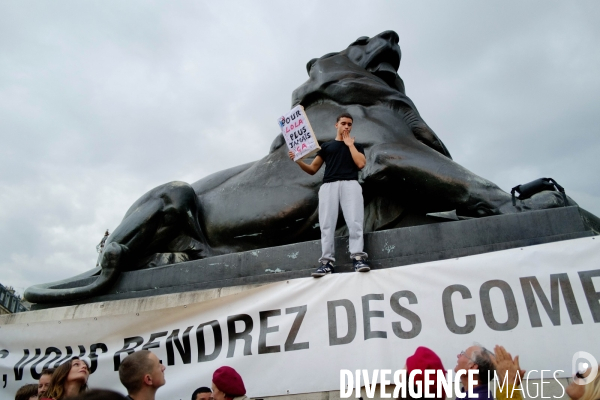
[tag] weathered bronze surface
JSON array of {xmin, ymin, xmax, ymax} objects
[{"xmin": 25, "ymin": 30, "xmax": 575, "ymax": 303}]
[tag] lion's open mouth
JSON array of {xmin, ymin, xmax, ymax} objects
[
  {"xmin": 366, "ymin": 46, "xmax": 400, "ymax": 86},
  {"xmin": 369, "ymin": 62, "xmax": 398, "ymax": 84}
]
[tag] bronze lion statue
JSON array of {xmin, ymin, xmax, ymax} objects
[{"xmin": 25, "ymin": 30, "xmax": 572, "ymax": 303}]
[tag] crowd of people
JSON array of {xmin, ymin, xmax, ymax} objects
[
  {"xmin": 399, "ymin": 345, "xmax": 599, "ymax": 400},
  {"xmin": 13, "ymin": 345, "xmax": 599, "ymax": 400},
  {"xmin": 15, "ymin": 350, "xmax": 247, "ymax": 400}
]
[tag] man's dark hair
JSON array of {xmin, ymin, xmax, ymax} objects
[
  {"xmin": 192, "ymin": 386, "xmax": 212, "ymax": 400},
  {"xmin": 118, "ymin": 350, "xmax": 154, "ymax": 394},
  {"xmin": 336, "ymin": 112, "xmax": 353, "ymax": 122},
  {"xmin": 15, "ymin": 383, "xmax": 38, "ymax": 400},
  {"xmin": 40, "ymin": 367, "xmax": 55, "ymax": 376},
  {"xmin": 473, "ymin": 347, "xmax": 495, "ymax": 381}
]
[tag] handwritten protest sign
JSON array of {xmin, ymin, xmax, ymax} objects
[{"xmin": 278, "ymin": 105, "xmax": 320, "ymax": 161}]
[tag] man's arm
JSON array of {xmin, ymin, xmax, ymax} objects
[
  {"xmin": 342, "ymin": 131, "xmax": 366, "ymax": 169},
  {"xmin": 288, "ymin": 151, "xmax": 324, "ymax": 175}
]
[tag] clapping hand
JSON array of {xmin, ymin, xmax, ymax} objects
[{"xmin": 492, "ymin": 345, "xmax": 526, "ymax": 386}]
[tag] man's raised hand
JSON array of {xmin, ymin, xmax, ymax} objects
[
  {"xmin": 288, "ymin": 151, "xmax": 296, "ymax": 161},
  {"xmin": 342, "ymin": 131, "xmax": 355, "ymax": 147}
]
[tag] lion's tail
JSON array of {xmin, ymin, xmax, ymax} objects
[
  {"xmin": 23, "ymin": 266, "xmax": 119, "ymax": 304},
  {"xmin": 24, "ymin": 242, "xmax": 126, "ymax": 304}
]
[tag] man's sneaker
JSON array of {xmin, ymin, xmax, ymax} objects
[
  {"xmin": 312, "ymin": 261, "xmax": 335, "ymax": 278},
  {"xmin": 353, "ymin": 257, "xmax": 370, "ymax": 272}
]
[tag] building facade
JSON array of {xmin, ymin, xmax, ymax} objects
[{"xmin": 0, "ymin": 283, "xmax": 27, "ymax": 314}]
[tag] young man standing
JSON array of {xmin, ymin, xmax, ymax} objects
[{"xmin": 289, "ymin": 112, "xmax": 370, "ymax": 277}]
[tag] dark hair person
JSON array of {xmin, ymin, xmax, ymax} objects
[
  {"xmin": 192, "ymin": 386, "xmax": 213, "ymax": 400},
  {"xmin": 336, "ymin": 112, "xmax": 353, "ymax": 122},
  {"xmin": 15, "ymin": 383, "xmax": 38, "ymax": 400},
  {"xmin": 41, "ymin": 357, "xmax": 90, "ymax": 400}
]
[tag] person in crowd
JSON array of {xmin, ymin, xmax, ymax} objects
[
  {"xmin": 566, "ymin": 362, "xmax": 600, "ymax": 400},
  {"xmin": 192, "ymin": 387, "xmax": 213, "ymax": 400},
  {"xmin": 40, "ymin": 357, "xmax": 90, "ymax": 400},
  {"xmin": 400, "ymin": 346, "xmax": 447, "ymax": 400},
  {"xmin": 118, "ymin": 350, "xmax": 166, "ymax": 400},
  {"xmin": 491, "ymin": 345, "xmax": 525, "ymax": 400},
  {"xmin": 71, "ymin": 390, "xmax": 127, "ymax": 400},
  {"xmin": 15, "ymin": 383, "xmax": 38, "ymax": 400},
  {"xmin": 453, "ymin": 344, "xmax": 495, "ymax": 400},
  {"xmin": 212, "ymin": 366, "xmax": 248, "ymax": 400},
  {"xmin": 38, "ymin": 368, "xmax": 55, "ymax": 398}
]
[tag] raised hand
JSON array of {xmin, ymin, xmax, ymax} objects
[
  {"xmin": 342, "ymin": 130, "xmax": 355, "ymax": 147},
  {"xmin": 492, "ymin": 345, "xmax": 526, "ymax": 385},
  {"xmin": 288, "ymin": 150, "xmax": 295, "ymax": 161}
]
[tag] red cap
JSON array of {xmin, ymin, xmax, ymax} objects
[
  {"xmin": 213, "ymin": 366, "xmax": 246, "ymax": 397},
  {"xmin": 406, "ymin": 347, "xmax": 446, "ymax": 399}
]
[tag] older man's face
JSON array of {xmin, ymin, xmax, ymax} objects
[{"xmin": 455, "ymin": 346, "xmax": 478, "ymax": 373}]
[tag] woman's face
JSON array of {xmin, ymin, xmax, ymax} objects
[
  {"xmin": 566, "ymin": 368, "xmax": 590, "ymax": 400},
  {"xmin": 66, "ymin": 359, "xmax": 89, "ymax": 384}
]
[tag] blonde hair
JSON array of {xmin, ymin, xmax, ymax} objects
[{"xmin": 579, "ymin": 364, "xmax": 600, "ymax": 400}]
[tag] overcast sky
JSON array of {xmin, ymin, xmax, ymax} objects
[{"xmin": 1, "ymin": 1, "xmax": 599, "ymax": 295}]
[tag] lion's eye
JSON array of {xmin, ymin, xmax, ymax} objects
[{"xmin": 351, "ymin": 36, "xmax": 369, "ymax": 46}]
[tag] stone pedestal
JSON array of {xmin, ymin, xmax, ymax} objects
[{"xmin": 32, "ymin": 206, "xmax": 598, "ymax": 309}]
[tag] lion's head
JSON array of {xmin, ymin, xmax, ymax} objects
[
  {"xmin": 292, "ymin": 30, "xmax": 407, "ymax": 108},
  {"xmin": 288, "ymin": 30, "xmax": 450, "ymax": 159}
]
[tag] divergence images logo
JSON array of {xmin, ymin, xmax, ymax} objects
[{"xmin": 572, "ymin": 351, "xmax": 598, "ymax": 385}]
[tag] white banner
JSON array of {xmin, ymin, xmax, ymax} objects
[{"xmin": 1, "ymin": 237, "xmax": 599, "ymax": 399}]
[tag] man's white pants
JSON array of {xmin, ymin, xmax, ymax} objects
[{"xmin": 318, "ymin": 180, "xmax": 368, "ymax": 263}]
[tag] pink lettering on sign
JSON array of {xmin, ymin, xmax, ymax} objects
[
  {"xmin": 285, "ymin": 119, "xmax": 304, "ymax": 133},
  {"xmin": 296, "ymin": 143, "xmax": 308, "ymax": 152}
]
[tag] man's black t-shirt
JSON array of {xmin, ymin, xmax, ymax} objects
[{"xmin": 317, "ymin": 140, "xmax": 365, "ymax": 183}]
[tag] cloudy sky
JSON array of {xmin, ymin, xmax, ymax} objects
[{"xmin": 1, "ymin": 1, "xmax": 599, "ymax": 295}]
